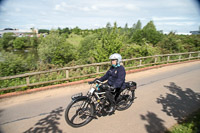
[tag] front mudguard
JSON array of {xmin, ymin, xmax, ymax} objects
[
  {"xmin": 70, "ymin": 96, "xmax": 95, "ymax": 115},
  {"xmin": 71, "ymin": 96, "xmax": 88, "ymax": 102}
]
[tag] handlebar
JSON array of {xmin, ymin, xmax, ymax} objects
[
  {"xmin": 88, "ymin": 80, "xmax": 102, "ymax": 85},
  {"xmin": 88, "ymin": 80, "xmax": 115, "ymax": 92}
]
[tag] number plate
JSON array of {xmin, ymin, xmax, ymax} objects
[
  {"xmin": 71, "ymin": 93, "xmax": 83, "ymax": 100},
  {"xmin": 89, "ymin": 88, "xmax": 95, "ymax": 94}
]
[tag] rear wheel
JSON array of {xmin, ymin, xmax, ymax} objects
[
  {"xmin": 65, "ymin": 97, "xmax": 94, "ymax": 128},
  {"xmin": 116, "ymin": 89, "xmax": 135, "ymax": 111}
]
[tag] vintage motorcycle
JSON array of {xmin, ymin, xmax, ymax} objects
[{"xmin": 65, "ymin": 80, "xmax": 137, "ymax": 128}]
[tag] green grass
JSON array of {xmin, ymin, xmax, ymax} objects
[
  {"xmin": 167, "ymin": 109, "xmax": 200, "ymax": 133},
  {"xmin": 66, "ymin": 33, "xmax": 84, "ymax": 47}
]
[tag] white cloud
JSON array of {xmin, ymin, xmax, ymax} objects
[
  {"xmin": 53, "ymin": 1, "xmax": 140, "ymax": 13},
  {"xmin": 0, "ymin": 0, "xmax": 199, "ymax": 33},
  {"xmin": 138, "ymin": 18, "xmax": 147, "ymax": 21},
  {"xmin": 93, "ymin": 2, "xmax": 140, "ymax": 11},
  {"xmin": 54, "ymin": 4, "xmax": 63, "ymax": 11},
  {"xmin": 0, "ymin": 6, "xmax": 6, "ymax": 12},
  {"xmin": 54, "ymin": 2, "xmax": 99, "ymax": 12},
  {"xmin": 15, "ymin": 8, "xmax": 21, "ymax": 12},
  {"xmin": 80, "ymin": 5, "xmax": 99, "ymax": 11},
  {"xmin": 54, "ymin": 2, "xmax": 73, "ymax": 12},
  {"xmin": 156, "ymin": 21, "xmax": 195, "ymax": 26},
  {"xmin": 25, "ymin": 24, "xmax": 36, "ymax": 28},
  {"xmin": 124, "ymin": 4, "xmax": 140, "ymax": 11},
  {"xmin": 3, "ymin": 19, "xmax": 11, "ymax": 22},
  {"xmin": 40, "ymin": 19, "xmax": 51, "ymax": 23},
  {"xmin": 91, "ymin": 5, "xmax": 98, "ymax": 10},
  {"xmin": 81, "ymin": 7, "xmax": 90, "ymax": 11},
  {"xmin": 152, "ymin": 17, "xmax": 189, "ymax": 21},
  {"xmin": 40, "ymin": 11, "xmax": 47, "ymax": 16}
]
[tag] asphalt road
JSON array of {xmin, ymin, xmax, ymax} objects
[{"xmin": 0, "ymin": 61, "xmax": 200, "ymax": 133}]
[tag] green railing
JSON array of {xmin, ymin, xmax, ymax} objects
[{"xmin": 0, "ymin": 51, "xmax": 199, "ymax": 92}]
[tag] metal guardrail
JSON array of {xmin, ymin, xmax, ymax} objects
[{"xmin": 0, "ymin": 51, "xmax": 200, "ymax": 92}]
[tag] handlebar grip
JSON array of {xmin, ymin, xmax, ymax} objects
[
  {"xmin": 95, "ymin": 80, "xmax": 101, "ymax": 84},
  {"xmin": 88, "ymin": 80, "xmax": 101, "ymax": 84},
  {"xmin": 88, "ymin": 81, "xmax": 94, "ymax": 84}
]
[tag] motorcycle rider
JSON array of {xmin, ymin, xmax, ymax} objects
[{"xmin": 96, "ymin": 53, "xmax": 126, "ymax": 114}]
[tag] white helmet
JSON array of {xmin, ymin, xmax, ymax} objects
[{"xmin": 109, "ymin": 53, "xmax": 122, "ymax": 64}]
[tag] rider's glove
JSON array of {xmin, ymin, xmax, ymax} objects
[
  {"xmin": 93, "ymin": 78, "xmax": 99, "ymax": 82},
  {"xmin": 88, "ymin": 78, "xmax": 98, "ymax": 84},
  {"xmin": 88, "ymin": 78, "xmax": 99, "ymax": 84}
]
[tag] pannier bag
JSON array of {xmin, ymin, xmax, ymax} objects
[{"xmin": 125, "ymin": 81, "xmax": 137, "ymax": 91}]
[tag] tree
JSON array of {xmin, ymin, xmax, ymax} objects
[
  {"xmin": 131, "ymin": 20, "xmax": 142, "ymax": 32},
  {"xmin": 29, "ymin": 36, "xmax": 40, "ymax": 47},
  {"xmin": 123, "ymin": 23, "xmax": 129, "ymax": 34},
  {"xmin": 72, "ymin": 26, "xmax": 81, "ymax": 35},
  {"xmin": 38, "ymin": 30, "xmax": 76, "ymax": 66},
  {"xmin": 92, "ymin": 22, "xmax": 124, "ymax": 62},
  {"xmin": 157, "ymin": 32, "xmax": 185, "ymax": 53},
  {"xmin": 142, "ymin": 21, "xmax": 162, "ymax": 45},
  {"xmin": 0, "ymin": 33, "xmax": 16, "ymax": 50},
  {"xmin": 78, "ymin": 34, "xmax": 98, "ymax": 64},
  {"xmin": 135, "ymin": 20, "xmax": 142, "ymax": 30},
  {"xmin": 0, "ymin": 52, "xmax": 29, "ymax": 76},
  {"xmin": 131, "ymin": 29, "xmax": 143, "ymax": 44},
  {"xmin": 121, "ymin": 43, "xmax": 159, "ymax": 59},
  {"xmin": 58, "ymin": 27, "xmax": 72, "ymax": 38},
  {"xmin": 106, "ymin": 22, "xmax": 112, "ymax": 33},
  {"xmin": 13, "ymin": 37, "xmax": 28, "ymax": 50},
  {"xmin": 38, "ymin": 29, "xmax": 49, "ymax": 34}
]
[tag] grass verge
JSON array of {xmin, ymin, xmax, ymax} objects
[{"xmin": 166, "ymin": 108, "xmax": 200, "ymax": 133}]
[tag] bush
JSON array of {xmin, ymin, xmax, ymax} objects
[
  {"xmin": 38, "ymin": 30, "xmax": 76, "ymax": 66},
  {"xmin": 0, "ymin": 52, "xmax": 29, "ymax": 76},
  {"xmin": 13, "ymin": 37, "xmax": 28, "ymax": 50},
  {"xmin": 0, "ymin": 33, "xmax": 16, "ymax": 50}
]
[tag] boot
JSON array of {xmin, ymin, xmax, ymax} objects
[{"xmin": 108, "ymin": 105, "xmax": 115, "ymax": 114}]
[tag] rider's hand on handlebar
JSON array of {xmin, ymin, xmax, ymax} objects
[{"xmin": 88, "ymin": 78, "xmax": 99, "ymax": 84}]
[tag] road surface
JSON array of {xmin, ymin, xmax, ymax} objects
[{"xmin": 0, "ymin": 61, "xmax": 200, "ymax": 133}]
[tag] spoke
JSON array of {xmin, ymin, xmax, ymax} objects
[
  {"xmin": 68, "ymin": 100, "xmax": 92, "ymax": 125},
  {"xmin": 70, "ymin": 112, "xmax": 79, "ymax": 123}
]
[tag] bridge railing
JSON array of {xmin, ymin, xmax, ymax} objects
[{"xmin": 0, "ymin": 51, "xmax": 199, "ymax": 92}]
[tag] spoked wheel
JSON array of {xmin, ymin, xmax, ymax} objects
[
  {"xmin": 65, "ymin": 97, "xmax": 94, "ymax": 128},
  {"xmin": 116, "ymin": 89, "xmax": 135, "ymax": 111}
]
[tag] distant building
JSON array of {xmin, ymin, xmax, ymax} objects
[
  {"xmin": 0, "ymin": 28, "xmax": 38, "ymax": 38},
  {"xmin": 190, "ymin": 31, "xmax": 200, "ymax": 35},
  {"xmin": 163, "ymin": 31, "xmax": 192, "ymax": 35}
]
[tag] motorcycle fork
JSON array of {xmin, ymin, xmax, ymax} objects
[{"xmin": 80, "ymin": 98, "xmax": 91, "ymax": 112}]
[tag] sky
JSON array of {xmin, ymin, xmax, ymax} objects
[{"xmin": 0, "ymin": 0, "xmax": 200, "ymax": 33}]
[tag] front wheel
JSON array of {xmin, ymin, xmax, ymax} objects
[
  {"xmin": 65, "ymin": 97, "xmax": 95, "ymax": 128},
  {"xmin": 116, "ymin": 89, "xmax": 135, "ymax": 111}
]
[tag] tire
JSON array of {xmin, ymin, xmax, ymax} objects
[
  {"xmin": 116, "ymin": 89, "xmax": 135, "ymax": 111},
  {"xmin": 65, "ymin": 97, "xmax": 95, "ymax": 128}
]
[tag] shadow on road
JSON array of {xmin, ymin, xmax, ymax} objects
[
  {"xmin": 141, "ymin": 111, "xmax": 167, "ymax": 133},
  {"xmin": 23, "ymin": 107, "xmax": 64, "ymax": 133},
  {"xmin": 140, "ymin": 82, "xmax": 200, "ymax": 133},
  {"xmin": 157, "ymin": 82, "xmax": 200, "ymax": 123}
]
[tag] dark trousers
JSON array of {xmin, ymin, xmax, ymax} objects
[
  {"xmin": 105, "ymin": 88, "xmax": 121, "ymax": 106},
  {"xmin": 105, "ymin": 89, "xmax": 115, "ymax": 106}
]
